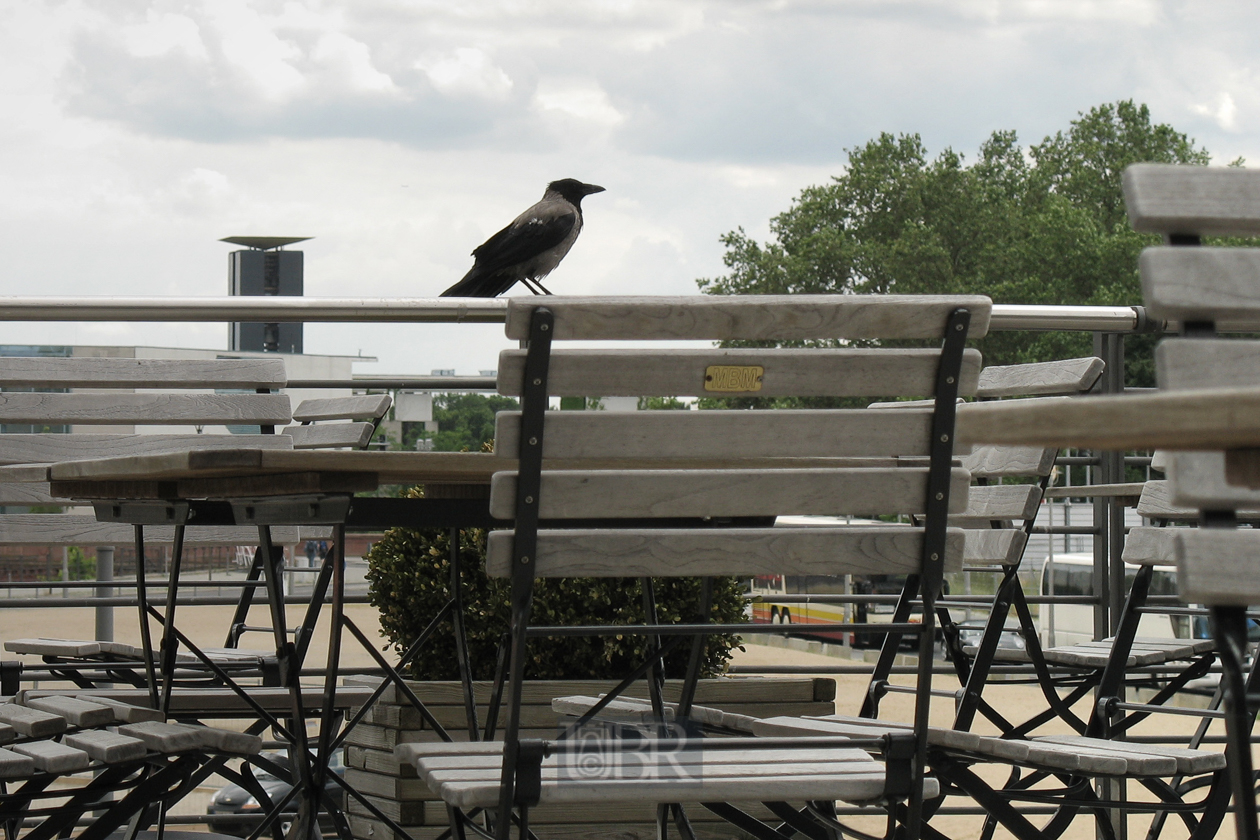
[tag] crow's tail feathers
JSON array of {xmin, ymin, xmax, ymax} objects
[{"xmin": 440, "ymin": 268, "xmax": 518, "ymax": 298}]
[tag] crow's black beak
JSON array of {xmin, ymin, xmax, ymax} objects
[{"xmin": 583, "ymin": 183, "xmax": 606, "ymax": 195}]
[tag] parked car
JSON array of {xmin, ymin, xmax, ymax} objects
[
  {"xmin": 208, "ymin": 751, "xmax": 345, "ymax": 837},
  {"xmin": 953, "ymin": 620, "xmax": 1028, "ymax": 655}
]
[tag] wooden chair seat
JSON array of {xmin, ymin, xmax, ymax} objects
[
  {"xmin": 6, "ymin": 638, "xmax": 273, "ymax": 667},
  {"xmin": 0, "ymin": 695, "xmax": 262, "ymax": 780},
  {"xmin": 1040, "ymin": 637, "xmax": 1215, "ymax": 669},
  {"xmin": 396, "ymin": 740, "xmax": 922, "ymax": 808},
  {"xmin": 751, "ymin": 715, "xmax": 1224, "ymax": 778}
]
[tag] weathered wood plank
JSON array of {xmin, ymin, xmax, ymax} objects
[
  {"xmin": 47, "ymin": 449, "xmax": 504, "ymax": 484},
  {"xmin": 505, "ymin": 295, "xmax": 992, "ymax": 341},
  {"xmin": 24, "ymin": 696, "xmax": 113, "ymax": 727},
  {"xmin": 1123, "ymin": 163, "xmax": 1260, "ymax": 237},
  {"xmin": 957, "ymin": 387, "xmax": 1260, "ymax": 451},
  {"xmin": 430, "ymin": 769, "xmax": 890, "ymax": 809},
  {"xmin": 489, "ymin": 467, "xmax": 971, "ymax": 519},
  {"xmin": 0, "ymin": 516, "xmax": 307, "ymax": 546},
  {"xmin": 961, "ymin": 529, "xmax": 1027, "ymax": 566},
  {"xmin": 960, "ymin": 444, "xmax": 1056, "ymax": 478},
  {"xmin": 1168, "ymin": 451, "xmax": 1260, "ymax": 508},
  {"xmin": 117, "ymin": 721, "xmax": 260, "ymax": 754},
  {"xmin": 0, "ymin": 357, "xmax": 286, "ymax": 389},
  {"xmin": 343, "ymin": 676, "xmax": 831, "ymax": 707},
  {"xmin": 1034, "ymin": 735, "xmax": 1225, "ymax": 774},
  {"xmin": 0, "ymin": 704, "xmax": 65, "ymax": 737},
  {"xmin": 0, "ymin": 433, "xmax": 291, "ymax": 467},
  {"xmin": 11, "ymin": 740, "xmax": 89, "ymax": 774},
  {"xmin": 77, "ymin": 696, "xmax": 165, "ymax": 723},
  {"xmin": 292, "ymin": 394, "xmax": 392, "ymax": 422},
  {"xmin": 24, "ymin": 686, "xmax": 373, "ymax": 714},
  {"xmin": 284, "ymin": 423, "xmax": 375, "ymax": 450},
  {"xmin": 1142, "ymin": 248, "xmax": 1260, "ymax": 325},
  {"xmin": 954, "ymin": 484, "xmax": 1041, "ymax": 521},
  {"xmin": 486, "ymin": 526, "xmax": 964, "ymax": 578},
  {"xmin": 0, "ymin": 393, "xmax": 291, "ymax": 425},
  {"xmin": 751, "ymin": 714, "xmax": 981, "ymax": 752},
  {"xmin": 975, "ymin": 357, "xmax": 1104, "ymax": 398},
  {"xmin": 356, "ymin": 699, "xmax": 826, "ymax": 733},
  {"xmin": 497, "ymin": 348, "xmax": 982, "ymax": 398},
  {"xmin": 1122, "ymin": 527, "xmax": 1178, "ymax": 566},
  {"xmin": 1176, "ymin": 529, "xmax": 1260, "ymax": 605},
  {"xmin": 0, "ymin": 482, "xmax": 57, "ymax": 504},
  {"xmin": 63, "ymin": 730, "xmax": 147, "ymax": 764},
  {"xmin": 1157, "ymin": 338, "xmax": 1260, "ymax": 391},
  {"xmin": 0, "ymin": 748, "xmax": 34, "ymax": 780},
  {"xmin": 496, "ymin": 409, "xmax": 938, "ymax": 460}
]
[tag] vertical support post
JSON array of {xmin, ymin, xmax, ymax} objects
[
  {"xmin": 904, "ymin": 307, "xmax": 970, "ymax": 840},
  {"xmin": 495, "ymin": 306, "xmax": 553, "ymax": 840},
  {"xmin": 95, "ymin": 547, "xmax": 114, "ymax": 643}
]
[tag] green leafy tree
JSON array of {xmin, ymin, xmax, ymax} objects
[
  {"xmin": 428, "ymin": 393, "xmax": 521, "ymax": 452},
  {"xmin": 698, "ymin": 101, "xmax": 1217, "ymax": 387}
]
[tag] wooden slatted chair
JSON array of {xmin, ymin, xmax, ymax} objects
[
  {"xmin": 0, "ymin": 690, "xmax": 262, "ymax": 840},
  {"xmin": 0, "ymin": 357, "xmax": 389, "ymax": 681},
  {"xmin": 861, "ymin": 358, "xmax": 1104, "ymax": 737},
  {"xmin": 395, "ymin": 293, "xmax": 990, "ymax": 840},
  {"xmin": 953, "ymin": 162, "xmax": 1260, "ymax": 840}
]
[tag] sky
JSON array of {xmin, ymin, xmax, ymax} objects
[{"xmin": 2, "ymin": 0, "xmax": 1259, "ymax": 377}]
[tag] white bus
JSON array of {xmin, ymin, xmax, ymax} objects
[{"xmin": 1038, "ymin": 552, "xmax": 1192, "ymax": 648}]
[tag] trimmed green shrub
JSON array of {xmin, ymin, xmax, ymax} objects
[{"xmin": 366, "ymin": 498, "xmax": 748, "ymax": 680}]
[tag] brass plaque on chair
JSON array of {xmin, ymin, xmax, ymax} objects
[{"xmin": 704, "ymin": 365, "xmax": 764, "ymax": 393}]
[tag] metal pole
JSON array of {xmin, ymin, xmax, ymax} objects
[{"xmin": 95, "ymin": 547, "xmax": 114, "ymax": 642}]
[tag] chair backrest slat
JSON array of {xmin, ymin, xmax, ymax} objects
[
  {"xmin": 0, "ymin": 357, "xmax": 286, "ymax": 389},
  {"xmin": 485, "ymin": 527, "xmax": 967, "ymax": 579},
  {"xmin": 292, "ymin": 394, "xmax": 392, "ymax": 423},
  {"xmin": 1156, "ymin": 338, "xmax": 1260, "ymax": 390},
  {"xmin": 0, "ymin": 393, "xmax": 291, "ymax": 425},
  {"xmin": 496, "ymin": 349, "xmax": 982, "ymax": 399},
  {"xmin": 0, "ymin": 433, "xmax": 290, "ymax": 466},
  {"xmin": 1123, "ymin": 163, "xmax": 1260, "ymax": 237},
  {"xmin": 505, "ymin": 295, "xmax": 992, "ymax": 341},
  {"xmin": 494, "ymin": 409, "xmax": 936, "ymax": 460},
  {"xmin": 487, "ymin": 467, "xmax": 971, "ymax": 520},
  {"xmin": 975, "ymin": 357, "xmax": 1104, "ymax": 398},
  {"xmin": 284, "ymin": 423, "xmax": 375, "ymax": 450},
  {"xmin": 961, "ymin": 444, "xmax": 1056, "ymax": 478},
  {"xmin": 1141, "ymin": 248, "xmax": 1260, "ymax": 325}
]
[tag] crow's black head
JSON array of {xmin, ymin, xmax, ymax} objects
[{"xmin": 546, "ymin": 179, "xmax": 605, "ymax": 205}]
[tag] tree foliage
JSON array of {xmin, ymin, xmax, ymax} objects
[
  {"xmin": 365, "ymin": 500, "xmax": 747, "ymax": 680},
  {"xmin": 428, "ymin": 393, "xmax": 521, "ymax": 452},
  {"xmin": 698, "ymin": 101, "xmax": 1216, "ymax": 386}
]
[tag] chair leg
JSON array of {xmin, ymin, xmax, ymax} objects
[{"xmin": 1212, "ymin": 604, "xmax": 1259, "ymax": 840}]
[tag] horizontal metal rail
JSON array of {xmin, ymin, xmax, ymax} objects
[
  {"xmin": 290, "ymin": 377, "xmax": 497, "ymax": 391},
  {"xmin": 0, "ymin": 297, "xmax": 1158, "ymax": 333}
]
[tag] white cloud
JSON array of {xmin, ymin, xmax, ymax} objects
[
  {"xmin": 1194, "ymin": 92, "xmax": 1238, "ymax": 132},
  {"xmin": 416, "ymin": 48, "xmax": 513, "ymax": 100},
  {"xmin": 533, "ymin": 79, "xmax": 625, "ymax": 127},
  {"xmin": 311, "ymin": 31, "xmax": 398, "ymax": 94},
  {"xmin": 6, "ymin": 0, "xmax": 1260, "ymax": 375},
  {"xmin": 201, "ymin": 1, "xmax": 305, "ymax": 100},
  {"xmin": 121, "ymin": 11, "xmax": 209, "ymax": 60}
]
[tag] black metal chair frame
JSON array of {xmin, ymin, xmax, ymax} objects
[{"xmin": 480, "ymin": 304, "xmax": 973, "ymax": 840}]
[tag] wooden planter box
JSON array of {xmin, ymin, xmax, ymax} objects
[{"xmin": 342, "ymin": 676, "xmax": 836, "ymax": 840}]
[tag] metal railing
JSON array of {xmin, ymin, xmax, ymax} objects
[{"xmin": 0, "ymin": 296, "xmax": 1155, "ymax": 646}]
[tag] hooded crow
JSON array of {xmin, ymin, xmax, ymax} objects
[{"xmin": 440, "ymin": 179, "xmax": 605, "ymax": 297}]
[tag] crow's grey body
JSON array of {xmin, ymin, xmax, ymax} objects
[{"xmin": 440, "ymin": 179, "xmax": 605, "ymax": 297}]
